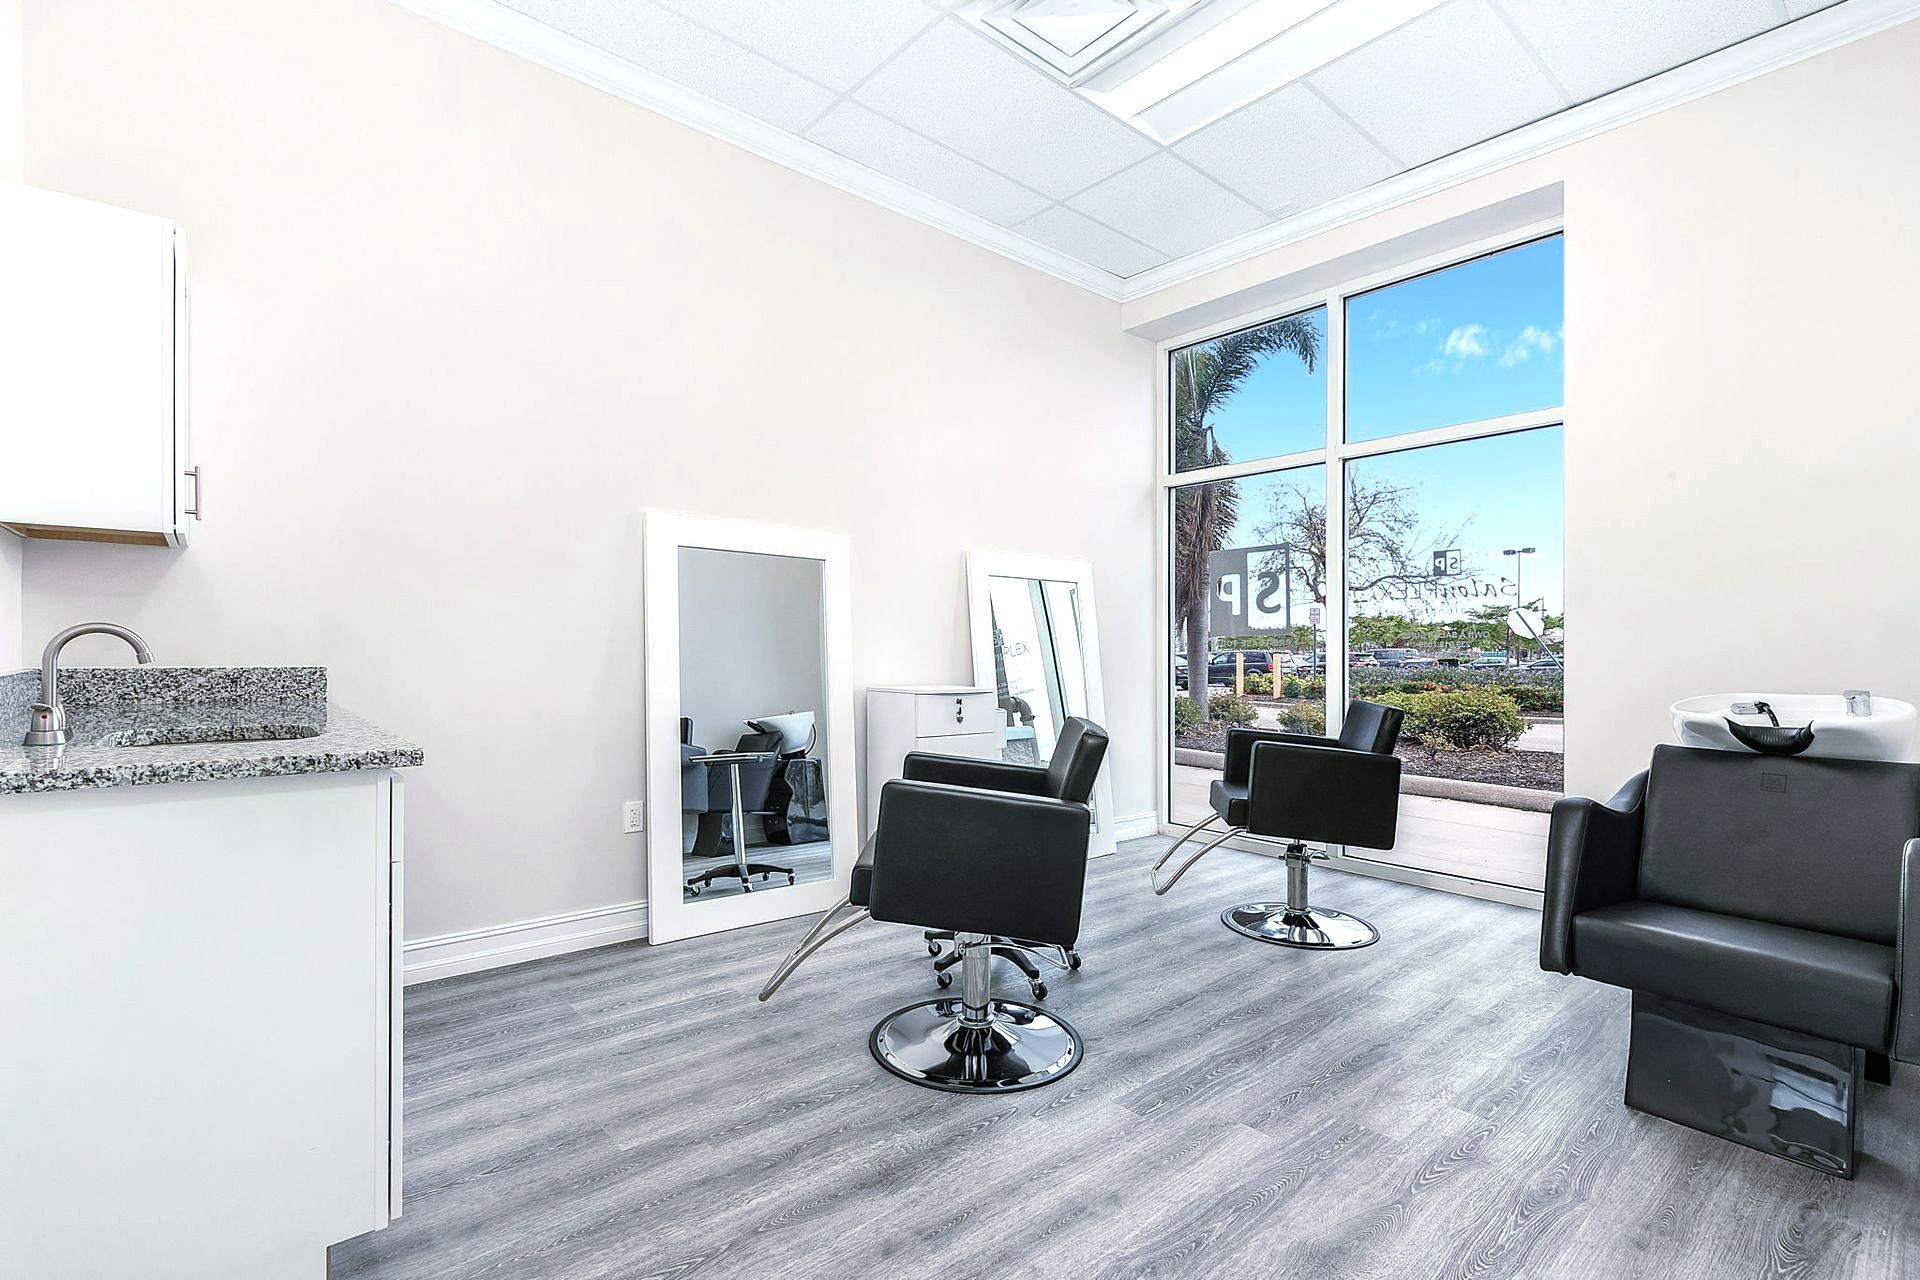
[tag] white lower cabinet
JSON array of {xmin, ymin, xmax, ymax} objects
[
  {"xmin": 0, "ymin": 771, "xmax": 405, "ymax": 1279},
  {"xmin": 864, "ymin": 685, "xmax": 1005, "ymax": 836}
]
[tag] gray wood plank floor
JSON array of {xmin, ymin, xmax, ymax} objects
[{"xmin": 334, "ymin": 837, "xmax": 1920, "ymax": 1280}]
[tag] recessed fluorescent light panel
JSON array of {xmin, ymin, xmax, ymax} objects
[{"xmin": 960, "ymin": 0, "xmax": 1453, "ymax": 144}]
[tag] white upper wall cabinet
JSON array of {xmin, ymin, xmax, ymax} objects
[{"xmin": 0, "ymin": 181, "xmax": 193, "ymax": 546}]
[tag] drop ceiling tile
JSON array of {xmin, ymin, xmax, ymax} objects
[
  {"xmin": 1785, "ymin": 0, "xmax": 1844, "ymax": 15},
  {"xmin": 1176, "ymin": 83, "xmax": 1401, "ymax": 216},
  {"xmin": 1065, "ymin": 154, "xmax": 1270, "ymax": 258},
  {"xmin": 1308, "ymin": 0, "xmax": 1569, "ymax": 169},
  {"xmin": 1015, "ymin": 206, "xmax": 1167, "ymax": 277},
  {"xmin": 501, "ymin": 0, "xmax": 835, "ymax": 131},
  {"xmin": 648, "ymin": 0, "xmax": 941, "ymax": 93},
  {"xmin": 1497, "ymin": 0, "xmax": 1781, "ymax": 104},
  {"xmin": 807, "ymin": 102, "xmax": 1052, "ymax": 225},
  {"xmin": 852, "ymin": 19, "xmax": 1158, "ymax": 199}
]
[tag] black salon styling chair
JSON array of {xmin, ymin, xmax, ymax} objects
[
  {"xmin": 758, "ymin": 719, "xmax": 1108, "ymax": 1093},
  {"xmin": 1542, "ymin": 744, "xmax": 1920, "ymax": 1178},
  {"xmin": 1152, "ymin": 699, "xmax": 1403, "ymax": 950},
  {"xmin": 915, "ymin": 718, "xmax": 1110, "ymax": 998},
  {"xmin": 681, "ymin": 720, "xmax": 795, "ymax": 896}
]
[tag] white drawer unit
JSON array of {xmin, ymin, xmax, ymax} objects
[
  {"xmin": 865, "ymin": 685, "xmax": 1005, "ymax": 837},
  {"xmin": 915, "ymin": 690, "xmax": 998, "ymax": 739}
]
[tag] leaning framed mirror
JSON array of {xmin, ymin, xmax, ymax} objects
[
  {"xmin": 965, "ymin": 551, "xmax": 1117, "ymax": 857},
  {"xmin": 644, "ymin": 513, "xmax": 858, "ymax": 944}
]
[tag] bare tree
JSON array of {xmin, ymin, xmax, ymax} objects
[{"xmin": 1254, "ymin": 475, "xmax": 1467, "ymax": 612}]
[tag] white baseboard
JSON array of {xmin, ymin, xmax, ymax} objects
[
  {"xmin": 404, "ymin": 898, "xmax": 649, "ymax": 985},
  {"xmin": 1113, "ymin": 811, "xmax": 1161, "ymax": 842}
]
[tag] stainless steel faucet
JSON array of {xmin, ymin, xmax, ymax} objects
[
  {"xmin": 1844, "ymin": 689, "xmax": 1873, "ymax": 717},
  {"xmin": 22, "ymin": 622, "xmax": 155, "ymax": 746}
]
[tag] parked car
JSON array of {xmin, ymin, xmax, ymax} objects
[
  {"xmin": 1468, "ymin": 653, "xmax": 1516, "ymax": 669},
  {"xmin": 1349, "ymin": 652, "xmax": 1379, "ymax": 668},
  {"xmin": 1370, "ymin": 648, "xmax": 1423, "ymax": 667},
  {"xmin": 1208, "ymin": 650, "xmax": 1273, "ymax": 676},
  {"xmin": 1526, "ymin": 657, "xmax": 1565, "ymax": 671}
]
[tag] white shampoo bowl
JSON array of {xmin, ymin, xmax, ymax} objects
[{"xmin": 1670, "ymin": 694, "xmax": 1918, "ymax": 762}]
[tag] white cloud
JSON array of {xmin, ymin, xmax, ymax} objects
[
  {"xmin": 1498, "ymin": 324, "xmax": 1558, "ymax": 368},
  {"xmin": 1442, "ymin": 324, "xmax": 1487, "ymax": 358}
]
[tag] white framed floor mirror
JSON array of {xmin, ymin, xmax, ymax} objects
[
  {"xmin": 643, "ymin": 513, "xmax": 858, "ymax": 944},
  {"xmin": 965, "ymin": 551, "xmax": 1118, "ymax": 858}
]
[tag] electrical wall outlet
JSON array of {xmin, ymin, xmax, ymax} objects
[{"xmin": 622, "ymin": 800, "xmax": 644, "ymax": 834}]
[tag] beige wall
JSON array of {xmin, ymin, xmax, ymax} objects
[
  {"xmin": 1131, "ymin": 19, "xmax": 1920, "ymax": 798},
  {"xmin": 16, "ymin": 0, "xmax": 1154, "ymax": 939}
]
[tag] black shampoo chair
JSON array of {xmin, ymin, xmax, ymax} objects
[
  {"xmin": 913, "ymin": 717, "xmax": 1109, "ymax": 997},
  {"xmin": 759, "ymin": 720, "xmax": 1107, "ymax": 1092},
  {"xmin": 1543, "ymin": 744, "xmax": 1920, "ymax": 1177},
  {"xmin": 1153, "ymin": 700, "xmax": 1403, "ymax": 949}
]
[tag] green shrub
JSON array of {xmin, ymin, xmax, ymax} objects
[
  {"xmin": 1375, "ymin": 687, "xmax": 1526, "ymax": 752},
  {"xmin": 1173, "ymin": 696, "xmax": 1204, "ymax": 734},
  {"xmin": 1242, "ymin": 671, "xmax": 1274, "ymax": 695},
  {"xmin": 1280, "ymin": 702, "xmax": 1327, "ymax": 735},
  {"xmin": 1208, "ymin": 693, "xmax": 1257, "ymax": 727},
  {"xmin": 1280, "ymin": 675, "xmax": 1304, "ymax": 698}
]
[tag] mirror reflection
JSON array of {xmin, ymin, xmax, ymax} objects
[
  {"xmin": 677, "ymin": 547, "xmax": 832, "ymax": 903},
  {"xmin": 987, "ymin": 575, "xmax": 1089, "ymax": 768}
]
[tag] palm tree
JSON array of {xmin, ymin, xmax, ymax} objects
[{"xmin": 1172, "ymin": 315, "xmax": 1320, "ymax": 699}]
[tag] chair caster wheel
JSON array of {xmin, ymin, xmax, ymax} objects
[
  {"xmin": 687, "ymin": 886, "xmax": 702, "ymax": 897},
  {"xmin": 936, "ymin": 971, "xmax": 953, "ymax": 989},
  {"xmin": 787, "ymin": 875, "xmax": 796, "ymax": 885},
  {"xmin": 1032, "ymin": 982, "xmax": 1048, "ymax": 1000},
  {"xmin": 927, "ymin": 942, "xmax": 942, "ymax": 957},
  {"xmin": 1067, "ymin": 952, "xmax": 1082, "ymax": 971}
]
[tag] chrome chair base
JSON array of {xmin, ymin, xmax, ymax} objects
[
  {"xmin": 868, "ymin": 998, "xmax": 1084, "ymax": 1093},
  {"xmin": 1222, "ymin": 901, "xmax": 1379, "ymax": 950}
]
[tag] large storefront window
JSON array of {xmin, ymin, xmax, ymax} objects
[{"xmin": 1164, "ymin": 232, "xmax": 1564, "ymax": 896}]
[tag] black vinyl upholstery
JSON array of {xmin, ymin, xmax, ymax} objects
[
  {"xmin": 1542, "ymin": 745, "xmax": 1920, "ymax": 1060},
  {"xmin": 1211, "ymin": 700, "xmax": 1403, "ymax": 850},
  {"xmin": 1574, "ymin": 900, "xmax": 1894, "ymax": 1049},
  {"xmin": 867, "ymin": 781, "xmax": 1091, "ymax": 946},
  {"xmin": 1045, "ymin": 718, "xmax": 1111, "ymax": 804},
  {"xmin": 902, "ymin": 753, "xmax": 1051, "ymax": 795},
  {"xmin": 1637, "ymin": 745, "xmax": 1920, "ymax": 945},
  {"xmin": 1336, "ymin": 699, "xmax": 1404, "ymax": 754},
  {"xmin": 865, "ymin": 719, "xmax": 1110, "ymax": 948},
  {"xmin": 1208, "ymin": 778, "xmax": 1249, "ymax": 826}
]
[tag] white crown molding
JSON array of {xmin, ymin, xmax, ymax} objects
[
  {"xmin": 390, "ymin": 0, "xmax": 1919, "ymax": 307},
  {"xmin": 384, "ymin": 0, "xmax": 1129, "ymax": 298},
  {"xmin": 404, "ymin": 897, "xmax": 649, "ymax": 984},
  {"xmin": 1116, "ymin": 0, "xmax": 1920, "ymax": 301}
]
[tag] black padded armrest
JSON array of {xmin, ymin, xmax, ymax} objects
[
  {"xmin": 1246, "ymin": 740, "xmax": 1401, "ymax": 849},
  {"xmin": 867, "ymin": 780, "xmax": 1089, "ymax": 947},
  {"xmin": 901, "ymin": 752, "xmax": 1050, "ymax": 795},
  {"xmin": 1898, "ymin": 839, "xmax": 1920, "ymax": 1063},
  {"xmin": 1539, "ymin": 771, "xmax": 1648, "ymax": 975},
  {"xmin": 1224, "ymin": 727, "xmax": 1339, "ymax": 785}
]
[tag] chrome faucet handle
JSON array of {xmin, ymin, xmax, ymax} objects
[
  {"xmin": 23, "ymin": 702, "xmax": 66, "ymax": 748},
  {"xmin": 1844, "ymin": 690, "xmax": 1873, "ymax": 717}
]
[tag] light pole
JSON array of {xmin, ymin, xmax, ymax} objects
[{"xmin": 1502, "ymin": 546, "xmax": 1536, "ymax": 661}]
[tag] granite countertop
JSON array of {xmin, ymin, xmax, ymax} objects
[{"xmin": 0, "ymin": 666, "xmax": 424, "ymax": 795}]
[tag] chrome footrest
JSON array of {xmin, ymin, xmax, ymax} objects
[
  {"xmin": 1222, "ymin": 902, "xmax": 1378, "ymax": 950},
  {"xmin": 868, "ymin": 999, "xmax": 1084, "ymax": 1093}
]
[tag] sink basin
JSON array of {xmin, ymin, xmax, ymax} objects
[
  {"xmin": 1671, "ymin": 694, "xmax": 1917, "ymax": 762},
  {"xmin": 95, "ymin": 723, "xmax": 324, "ymax": 748}
]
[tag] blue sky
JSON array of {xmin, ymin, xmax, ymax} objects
[{"xmin": 1184, "ymin": 236, "xmax": 1566, "ymax": 622}]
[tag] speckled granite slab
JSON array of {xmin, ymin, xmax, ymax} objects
[{"xmin": 0, "ymin": 666, "xmax": 423, "ymax": 795}]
